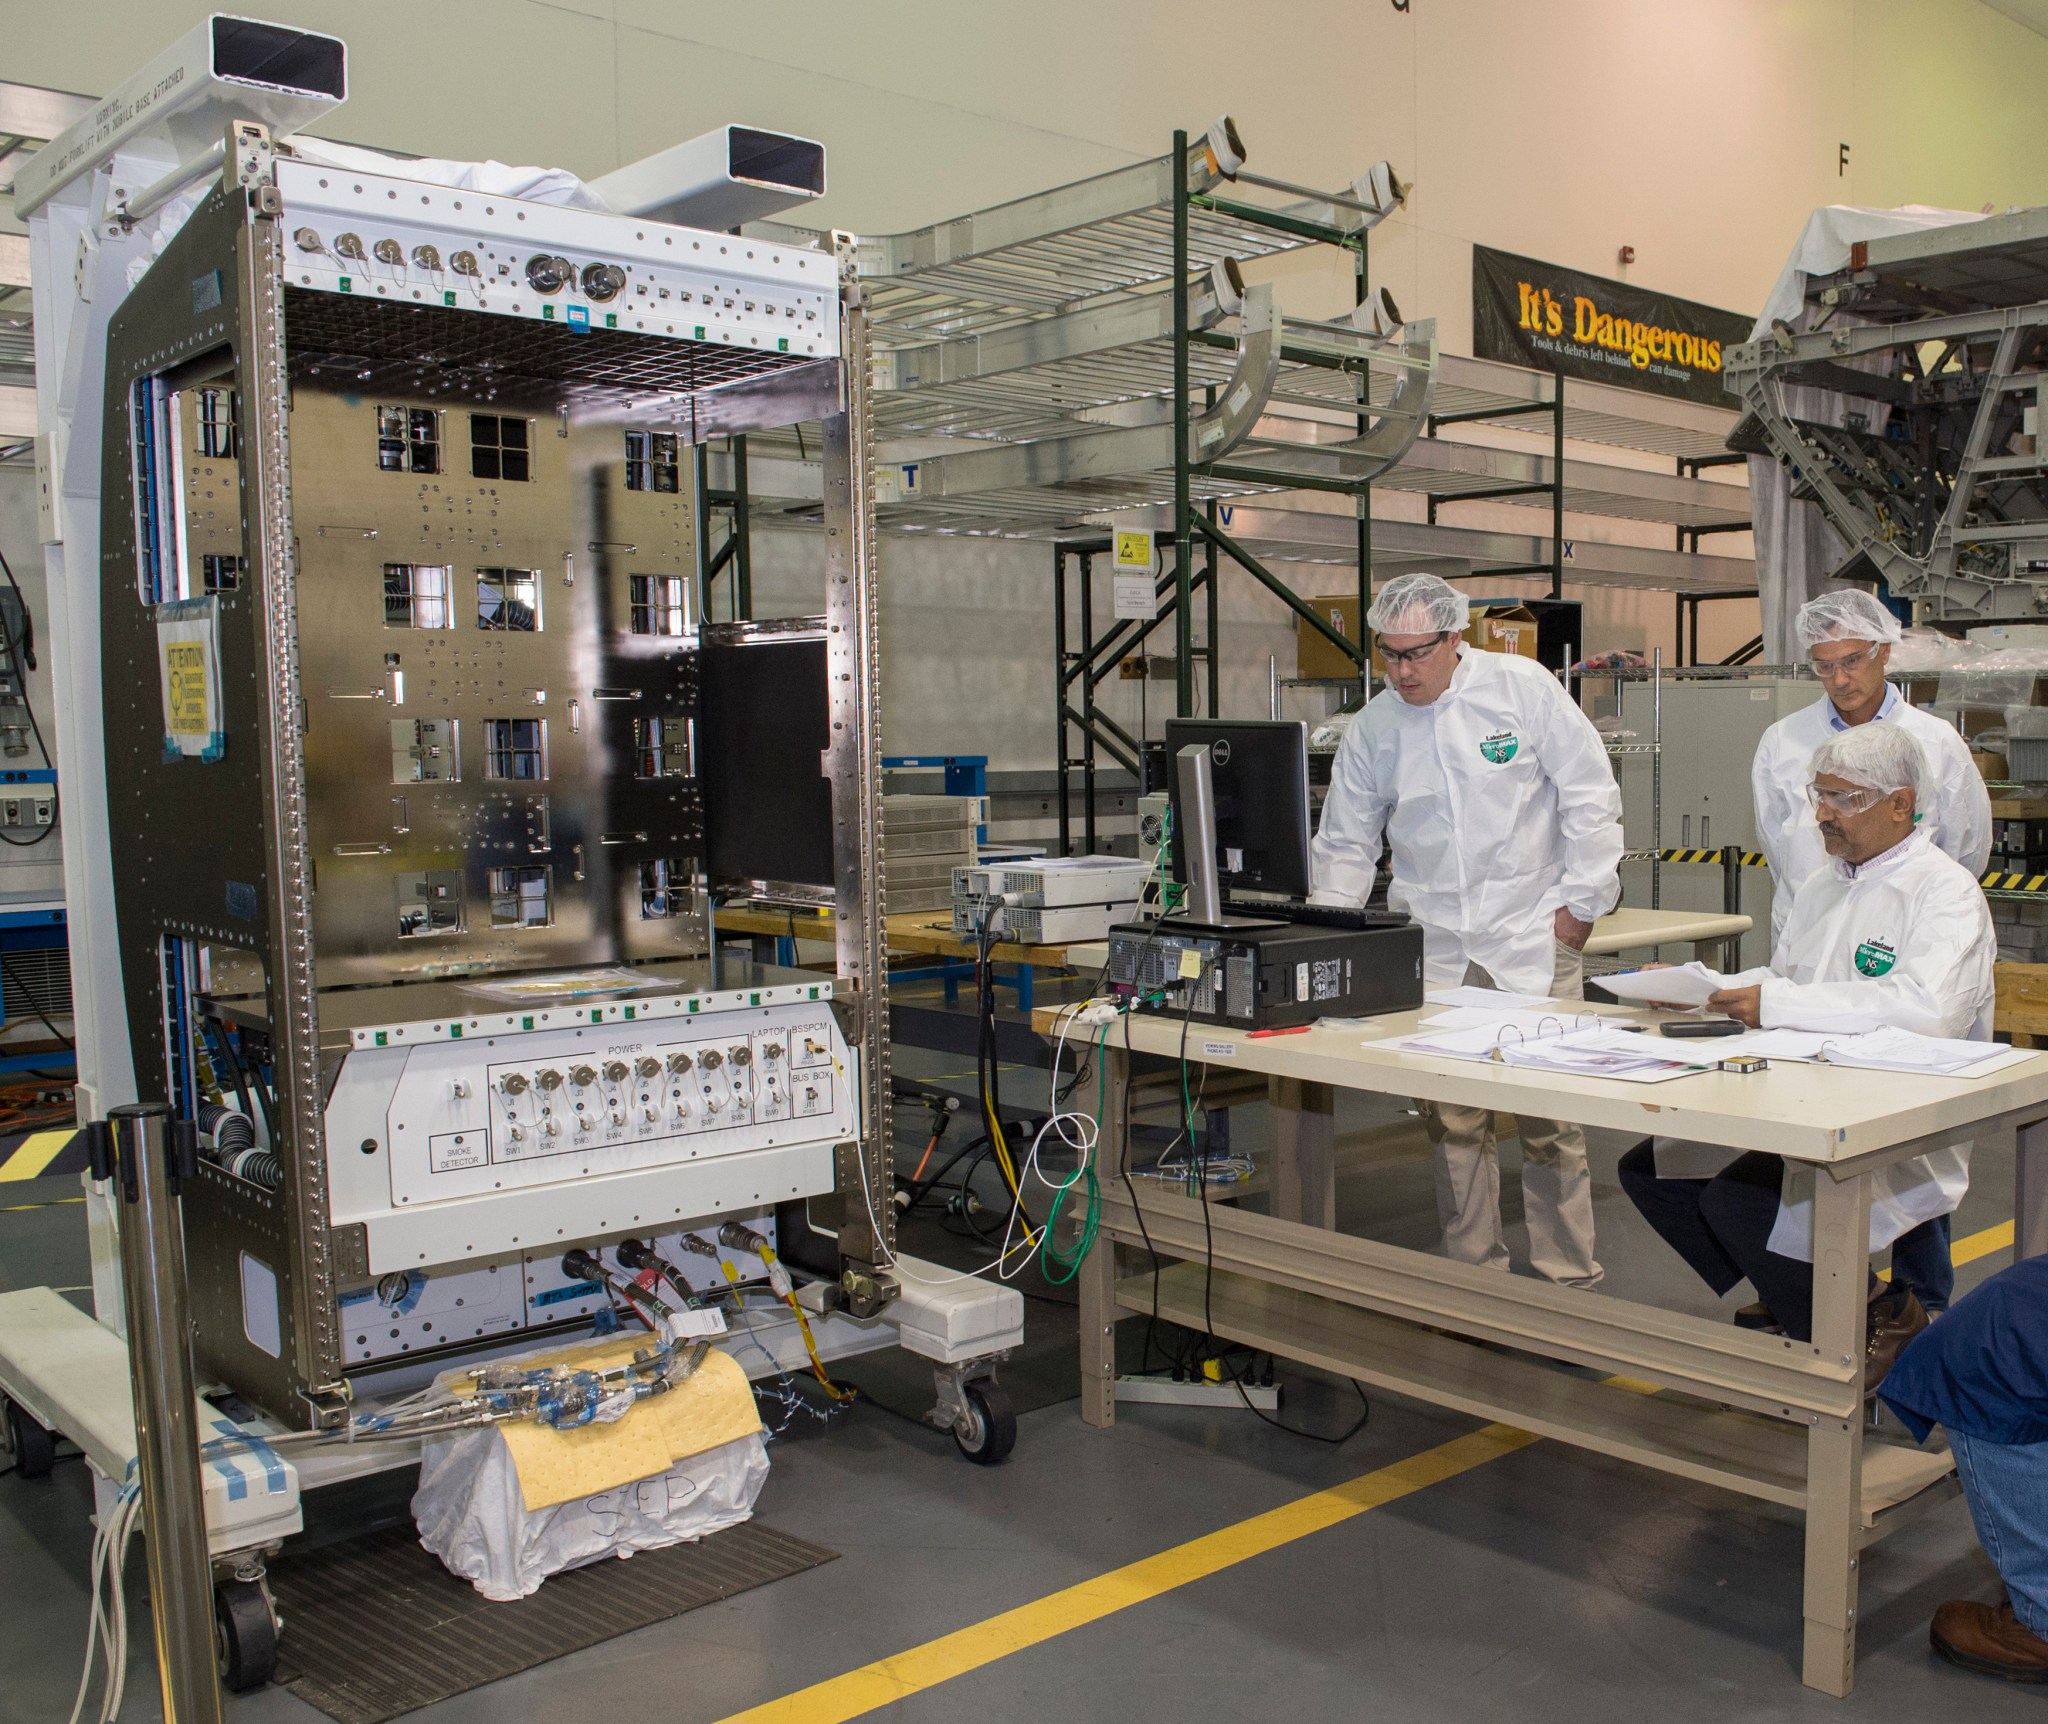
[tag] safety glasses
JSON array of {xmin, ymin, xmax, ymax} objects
[
  {"xmin": 1376, "ymin": 632, "xmax": 1452, "ymax": 668},
  {"xmin": 1804, "ymin": 782, "xmax": 1891, "ymax": 815},
  {"xmin": 1807, "ymin": 642, "xmax": 1883, "ymax": 680}
]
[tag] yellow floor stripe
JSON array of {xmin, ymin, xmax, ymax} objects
[
  {"xmin": 1955, "ymin": 1218, "xmax": 2015, "ymax": 1267},
  {"xmin": 0, "ymin": 1130, "xmax": 77, "ymax": 1182},
  {"xmin": 715, "ymin": 1423, "xmax": 1538, "ymax": 1724},
  {"xmin": 716, "ymin": 1217, "xmax": 2024, "ymax": 1723}
]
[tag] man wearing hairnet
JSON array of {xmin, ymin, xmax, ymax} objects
[
  {"xmin": 1621, "ymin": 723, "xmax": 1987, "ymax": 1387},
  {"xmin": 1751, "ymin": 586, "xmax": 1988, "ymax": 1319},
  {"xmin": 1755, "ymin": 589, "xmax": 1988, "ymax": 945},
  {"xmin": 1312, "ymin": 573, "xmax": 1623, "ymax": 1287}
]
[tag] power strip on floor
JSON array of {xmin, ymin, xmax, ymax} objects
[{"xmin": 1114, "ymin": 1375, "xmax": 1281, "ymax": 1411}]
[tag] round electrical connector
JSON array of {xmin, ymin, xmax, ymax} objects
[
  {"xmin": 580, "ymin": 262, "xmax": 626, "ymax": 302},
  {"xmin": 525, "ymin": 253, "xmax": 573, "ymax": 294},
  {"xmin": 700, "ymin": 1049, "xmax": 724, "ymax": 1071},
  {"xmin": 569, "ymin": 1064, "xmax": 597, "ymax": 1088},
  {"xmin": 373, "ymin": 238, "xmax": 404, "ymax": 266},
  {"xmin": 601, "ymin": 1059, "xmax": 629, "ymax": 1084},
  {"xmin": 293, "ymin": 227, "xmax": 324, "ymax": 253},
  {"xmin": 635, "ymin": 1056, "xmax": 662, "ymax": 1080},
  {"xmin": 333, "ymin": 232, "xmax": 366, "ymax": 261},
  {"xmin": 535, "ymin": 1068, "xmax": 563, "ymax": 1091},
  {"xmin": 729, "ymin": 1046, "xmax": 753, "ymax": 1069},
  {"xmin": 498, "ymin": 1072, "xmax": 529, "ymax": 1096},
  {"xmin": 450, "ymin": 250, "xmax": 480, "ymax": 277},
  {"xmin": 667, "ymin": 1051, "xmax": 693, "ymax": 1075},
  {"xmin": 411, "ymin": 243, "xmax": 442, "ymax": 272}
]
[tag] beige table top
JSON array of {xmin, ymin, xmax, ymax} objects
[{"xmin": 1035, "ymin": 997, "xmax": 2048, "ymax": 1167}]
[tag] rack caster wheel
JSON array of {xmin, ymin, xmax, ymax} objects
[
  {"xmin": 951, "ymin": 1377, "xmax": 1016, "ymax": 1466},
  {"xmin": 215, "ymin": 1577, "xmax": 278, "ymax": 1692},
  {"xmin": 3, "ymin": 1396, "xmax": 55, "ymax": 1479}
]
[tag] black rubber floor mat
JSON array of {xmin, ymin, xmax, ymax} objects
[{"xmin": 269, "ymin": 1518, "xmax": 836, "ymax": 1724}]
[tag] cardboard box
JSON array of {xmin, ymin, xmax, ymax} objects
[
  {"xmin": 1991, "ymin": 796, "xmax": 2048, "ymax": 819},
  {"xmin": 1300, "ymin": 598, "xmax": 1542, "ymax": 680},
  {"xmin": 1976, "ymin": 750, "xmax": 2010, "ymax": 780}
]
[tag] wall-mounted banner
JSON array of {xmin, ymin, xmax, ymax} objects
[{"xmin": 1472, "ymin": 245, "xmax": 1753, "ymax": 406}]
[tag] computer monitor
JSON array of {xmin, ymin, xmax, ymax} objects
[{"xmin": 1162, "ymin": 718, "xmax": 1313, "ymax": 902}]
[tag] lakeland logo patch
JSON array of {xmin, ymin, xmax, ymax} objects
[
  {"xmin": 1854, "ymin": 939, "xmax": 1897, "ymax": 978},
  {"xmin": 1479, "ymin": 731, "xmax": 1519, "ymax": 764}
]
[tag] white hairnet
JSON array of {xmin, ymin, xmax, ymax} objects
[
  {"xmin": 1810, "ymin": 723, "xmax": 1925, "ymax": 802},
  {"xmin": 1795, "ymin": 588, "xmax": 1904, "ymax": 650},
  {"xmin": 1367, "ymin": 572, "xmax": 1469, "ymax": 637}
]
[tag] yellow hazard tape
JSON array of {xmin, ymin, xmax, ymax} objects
[{"xmin": 0, "ymin": 1129, "xmax": 79, "ymax": 1182}]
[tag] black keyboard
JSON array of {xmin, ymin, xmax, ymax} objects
[{"xmin": 1223, "ymin": 897, "xmax": 1407, "ymax": 932}]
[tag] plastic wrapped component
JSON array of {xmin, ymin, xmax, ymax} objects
[
  {"xmin": 412, "ymin": 1426, "xmax": 768, "ymax": 1602},
  {"xmin": 1888, "ymin": 628, "xmax": 1987, "ymax": 675},
  {"xmin": 1936, "ymin": 647, "xmax": 2048, "ymax": 712},
  {"xmin": 2005, "ymin": 704, "xmax": 2048, "ymax": 783}
]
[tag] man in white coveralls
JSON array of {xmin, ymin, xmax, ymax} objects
[
  {"xmin": 1312, "ymin": 573, "xmax": 1624, "ymax": 1287},
  {"xmin": 1620, "ymin": 723, "xmax": 1987, "ymax": 1388},
  {"xmin": 1752, "ymin": 587, "xmax": 1988, "ymax": 1318}
]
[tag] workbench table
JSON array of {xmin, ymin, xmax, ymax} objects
[
  {"xmin": 1042, "ymin": 998, "xmax": 2048, "ymax": 1696},
  {"xmin": 714, "ymin": 906, "xmax": 1086, "ymax": 1008}
]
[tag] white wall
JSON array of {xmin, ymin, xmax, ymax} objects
[{"xmin": 11, "ymin": 0, "xmax": 2048, "ymax": 767}]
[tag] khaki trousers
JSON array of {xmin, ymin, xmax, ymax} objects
[{"xmin": 1417, "ymin": 941, "xmax": 1604, "ymax": 1289}]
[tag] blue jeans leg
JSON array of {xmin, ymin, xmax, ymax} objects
[
  {"xmin": 1890, "ymin": 1214, "xmax": 1954, "ymax": 1314},
  {"xmin": 1950, "ymin": 1428, "xmax": 2048, "ymax": 1638}
]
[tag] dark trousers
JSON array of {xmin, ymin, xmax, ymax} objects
[
  {"xmin": 1617, "ymin": 1145, "xmax": 1952, "ymax": 1336},
  {"xmin": 1617, "ymin": 1145, "xmax": 1828, "ymax": 1340}
]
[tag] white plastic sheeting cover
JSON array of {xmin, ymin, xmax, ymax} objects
[
  {"xmin": 286, "ymin": 136, "xmax": 610, "ymax": 210},
  {"xmin": 413, "ymin": 1426, "xmax": 770, "ymax": 1601},
  {"xmin": 1744, "ymin": 205, "xmax": 1986, "ymax": 662}
]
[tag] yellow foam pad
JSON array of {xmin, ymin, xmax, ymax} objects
[{"xmin": 434, "ymin": 1336, "xmax": 763, "ymax": 1513}]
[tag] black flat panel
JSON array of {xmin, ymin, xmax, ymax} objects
[{"xmin": 698, "ymin": 634, "xmax": 833, "ymax": 887}]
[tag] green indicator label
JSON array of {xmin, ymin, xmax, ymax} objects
[
  {"xmin": 374, "ymin": 1030, "xmax": 387, "ymax": 1046},
  {"xmin": 694, "ymin": 325, "xmax": 706, "ymax": 339},
  {"xmin": 339, "ymin": 276, "xmax": 353, "ymax": 293},
  {"xmin": 689, "ymin": 1000, "xmax": 700, "ymax": 1013},
  {"xmin": 443, "ymin": 289, "xmax": 456, "ymax": 307},
  {"xmin": 777, "ymin": 337, "xmax": 789, "ymax": 352},
  {"xmin": 522, "ymin": 1015, "xmax": 535, "ymax": 1030},
  {"xmin": 450, "ymin": 1024, "xmax": 462, "ymax": 1038},
  {"xmin": 605, "ymin": 313, "xmax": 618, "ymax": 328},
  {"xmin": 590, "ymin": 1007, "xmax": 603, "ymax": 1022},
  {"xmin": 624, "ymin": 1004, "xmax": 636, "ymax": 1020},
  {"xmin": 750, "ymin": 992, "xmax": 762, "ymax": 1005}
]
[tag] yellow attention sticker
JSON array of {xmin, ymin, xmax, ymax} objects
[
  {"xmin": 1113, "ymin": 529, "xmax": 1154, "ymax": 571},
  {"xmin": 164, "ymin": 641, "xmax": 210, "ymax": 735},
  {"xmin": 1177, "ymin": 946, "xmax": 1204, "ymax": 980}
]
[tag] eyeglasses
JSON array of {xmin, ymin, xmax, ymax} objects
[
  {"xmin": 1804, "ymin": 782, "xmax": 1892, "ymax": 815},
  {"xmin": 1377, "ymin": 633, "xmax": 1451, "ymax": 668},
  {"xmin": 1807, "ymin": 643, "xmax": 1884, "ymax": 680}
]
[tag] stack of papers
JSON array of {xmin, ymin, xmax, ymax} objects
[
  {"xmin": 1371, "ymin": 1018, "xmax": 1705, "ymax": 1083},
  {"xmin": 1813, "ymin": 1027, "xmax": 2032, "ymax": 1078}
]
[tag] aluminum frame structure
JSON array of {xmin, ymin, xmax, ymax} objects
[
  {"xmin": 1725, "ymin": 208, "xmax": 2048, "ymax": 621},
  {"xmin": 83, "ymin": 125, "xmax": 893, "ymax": 1427}
]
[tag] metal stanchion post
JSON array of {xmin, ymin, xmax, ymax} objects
[{"xmin": 98, "ymin": 1101, "xmax": 225, "ymax": 1724}]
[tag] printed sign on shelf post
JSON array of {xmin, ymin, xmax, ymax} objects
[{"xmin": 1111, "ymin": 529, "xmax": 1158, "ymax": 621}]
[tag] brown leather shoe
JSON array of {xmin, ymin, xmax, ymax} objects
[
  {"xmin": 1864, "ymin": 1282, "xmax": 1928, "ymax": 1395},
  {"xmin": 1932, "ymin": 1598, "xmax": 2048, "ymax": 1682}
]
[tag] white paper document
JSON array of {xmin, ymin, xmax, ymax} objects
[
  {"xmin": 1815, "ymin": 1027, "xmax": 2034, "ymax": 1078},
  {"xmin": 1424, "ymin": 985, "xmax": 1557, "ymax": 1009},
  {"xmin": 1595, "ymin": 962, "xmax": 1728, "ymax": 1008},
  {"xmin": 1369, "ymin": 1019, "xmax": 1700, "ymax": 1083}
]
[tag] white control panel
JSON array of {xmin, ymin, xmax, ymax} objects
[
  {"xmin": 274, "ymin": 159, "xmax": 836, "ymax": 360},
  {"xmin": 372, "ymin": 1002, "xmax": 851, "ymax": 1211}
]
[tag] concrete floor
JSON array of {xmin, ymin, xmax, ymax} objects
[{"xmin": 0, "ymin": 1078, "xmax": 2032, "ymax": 1724}]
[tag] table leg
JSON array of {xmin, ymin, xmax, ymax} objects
[
  {"xmin": 1801, "ymin": 1165, "xmax": 1872, "ymax": 1697},
  {"xmin": 1077, "ymin": 1044, "xmax": 1129, "ymax": 1429},
  {"xmin": 1270, "ymin": 1076, "xmax": 1336, "ymax": 1230},
  {"xmin": 2017, "ymin": 1117, "xmax": 2048, "ymax": 1263}
]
